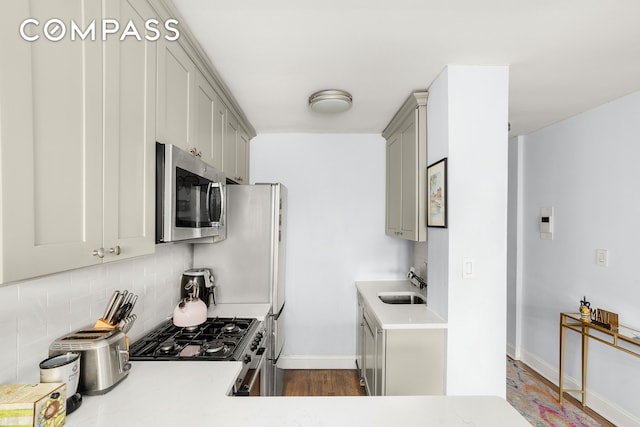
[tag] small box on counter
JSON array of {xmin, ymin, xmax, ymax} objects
[{"xmin": 0, "ymin": 383, "xmax": 66, "ymax": 427}]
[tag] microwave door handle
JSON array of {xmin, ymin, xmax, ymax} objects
[
  {"xmin": 219, "ymin": 182, "xmax": 225, "ymax": 227},
  {"xmin": 207, "ymin": 182, "xmax": 223, "ymax": 225},
  {"xmin": 205, "ymin": 182, "xmax": 216, "ymax": 225}
]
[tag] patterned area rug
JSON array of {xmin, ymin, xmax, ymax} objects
[{"xmin": 506, "ymin": 358, "xmax": 604, "ymax": 427}]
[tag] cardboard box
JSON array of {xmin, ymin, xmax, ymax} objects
[{"xmin": 0, "ymin": 383, "xmax": 66, "ymax": 427}]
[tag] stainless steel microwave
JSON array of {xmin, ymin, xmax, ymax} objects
[{"xmin": 156, "ymin": 143, "xmax": 226, "ymax": 243}]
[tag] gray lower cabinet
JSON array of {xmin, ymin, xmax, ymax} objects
[{"xmin": 359, "ymin": 300, "xmax": 445, "ymax": 396}]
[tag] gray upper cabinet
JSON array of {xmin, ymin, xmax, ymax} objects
[
  {"xmin": 223, "ymin": 114, "xmax": 250, "ymax": 184},
  {"xmin": 194, "ymin": 71, "xmax": 225, "ymax": 171},
  {"xmin": 103, "ymin": 0, "xmax": 157, "ymax": 262},
  {"xmin": 154, "ymin": 14, "xmax": 253, "ymax": 183},
  {"xmin": 383, "ymin": 92, "xmax": 428, "ymax": 242},
  {"xmin": 0, "ymin": 0, "xmax": 156, "ymax": 284},
  {"xmin": 156, "ymin": 37, "xmax": 196, "ymax": 153},
  {"xmin": 0, "ymin": 0, "xmax": 255, "ymax": 284}
]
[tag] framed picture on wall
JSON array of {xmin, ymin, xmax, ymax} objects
[{"xmin": 427, "ymin": 158, "xmax": 447, "ymax": 228}]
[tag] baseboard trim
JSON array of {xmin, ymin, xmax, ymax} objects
[
  {"xmin": 278, "ymin": 355, "xmax": 357, "ymax": 370},
  {"xmin": 506, "ymin": 342, "xmax": 519, "ymax": 359},
  {"xmin": 519, "ymin": 348, "xmax": 640, "ymax": 427}
]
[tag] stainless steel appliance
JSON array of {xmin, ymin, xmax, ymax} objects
[
  {"xmin": 156, "ymin": 142, "xmax": 226, "ymax": 243},
  {"xmin": 49, "ymin": 329, "xmax": 130, "ymax": 395},
  {"xmin": 180, "ymin": 268, "xmax": 215, "ymax": 307},
  {"xmin": 193, "ymin": 183, "xmax": 287, "ymax": 396},
  {"xmin": 129, "ymin": 317, "xmax": 266, "ymax": 396}
]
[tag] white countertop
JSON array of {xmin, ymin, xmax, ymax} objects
[
  {"xmin": 356, "ymin": 280, "xmax": 447, "ymax": 329},
  {"xmin": 207, "ymin": 303, "xmax": 271, "ymax": 320},
  {"xmin": 67, "ymin": 362, "xmax": 529, "ymax": 427}
]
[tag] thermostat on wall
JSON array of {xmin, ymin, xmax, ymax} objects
[{"xmin": 540, "ymin": 207, "xmax": 553, "ymax": 240}]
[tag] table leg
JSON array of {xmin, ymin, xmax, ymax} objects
[
  {"xmin": 559, "ymin": 313, "xmax": 565, "ymax": 404},
  {"xmin": 581, "ymin": 324, "xmax": 588, "ymax": 406}
]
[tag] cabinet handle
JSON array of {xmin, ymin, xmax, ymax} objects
[
  {"xmin": 109, "ymin": 245, "xmax": 121, "ymax": 256},
  {"xmin": 92, "ymin": 248, "xmax": 105, "ymax": 258},
  {"xmin": 189, "ymin": 147, "xmax": 202, "ymax": 157},
  {"xmin": 196, "ymin": 151, "xmax": 202, "ymax": 158}
]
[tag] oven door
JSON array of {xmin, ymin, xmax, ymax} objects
[{"xmin": 233, "ymin": 348, "xmax": 267, "ymax": 396}]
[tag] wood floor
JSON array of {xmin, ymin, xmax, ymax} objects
[{"xmin": 282, "ymin": 369, "xmax": 366, "ymax": 396}]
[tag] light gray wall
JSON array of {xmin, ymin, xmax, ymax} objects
[
  {"xmin": 425, "ymin": 66, "xmax": 450, "ymax": 322},
  {"xmin": 250, "ymin": 133, "xmax": 412, "ymax": 365},
  {"xmin": 427, "ymin": 65, "xmax": 510, "ymax": 397},
  {"xmin": 506, "ymin": 136, "xmax": 522, "ymax": 355},
  {"xmin": 520, "ymin": 90, "xmax": 640, "ymax": 423}
]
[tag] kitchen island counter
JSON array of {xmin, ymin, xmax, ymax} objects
[
  {"xmin": 356, "ymin": 280, "xmax": 447, "ymax": 329},
  {"xmin": 67, "ymin": 361, "xmax": 529, "ymax": 427}
]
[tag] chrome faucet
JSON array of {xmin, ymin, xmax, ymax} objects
[{"xmin": 407, "ymin": 267, "xmax": 427, "ymax": 289}]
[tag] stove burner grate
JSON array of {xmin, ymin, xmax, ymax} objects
[
  {"xmin": 156, "ymin": 339, "xmax": 180, "ymax": 355},
  {"xmin": 129, "ymin": 317, "xmax": 259, "ymax": 361}
]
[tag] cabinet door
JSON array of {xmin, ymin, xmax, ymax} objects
[
  {"xmin": 212, "ymin": 95, "xmax": 227, "ymax": 172},
  {"xmin": 374, "ymin": 326, "xmax": 385, "ymax": 396},
  {"xmin": 102, "ymin": 0, "xmax": 156, "ymax": 261},
  {"xmin": 399, "ymin": 114, "xmax": 418, "ymax": 239},
  {"xmin": 223, "ymin": 112, "xmax": 239, "ymax": 181},
  {"xmin": 385, "ymin": 329, "xmax": 445, "ymax": 395},
  {"xmin": 363, "ymin": 314, "xmax": 376, "ymax": 396},
  {"xmin": 0, "ymin": 0, "xmax": 103, "ymax": 283},
  {"xmin": 156, "ymin": 38, "xmax": 195, "ymax": 151},
  {"xmin": 194, "ymin": 71, "xmax": 223, "ymax": 170},
  {"xmin": 386, "ymin": 132, "xmax": 402, "ymax": 236},
  {"xmin": 356, "ymin": 296, "xmax": 364, "ymax": 381}
]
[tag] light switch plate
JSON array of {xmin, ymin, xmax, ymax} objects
[
  {"xmin": 596, "ymin": 249, "xmax": 609, "ymax": 267},
  {"xmin": 462, "ymin": 258, "xmax": 475, "ymax": 279}
]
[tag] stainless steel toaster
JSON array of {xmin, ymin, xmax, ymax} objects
[{"xmin": 49, "ymin": 328, "xmax": 130, "ymax": 395}]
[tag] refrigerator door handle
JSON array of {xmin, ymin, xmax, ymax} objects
[{"xmin": 269, "ymin": 302, "xmax": 285, "ymax": 320}]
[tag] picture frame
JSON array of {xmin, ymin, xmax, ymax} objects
[{"xmin": 427, "ymin": 158, "xmax": 447, "ymax": 228}]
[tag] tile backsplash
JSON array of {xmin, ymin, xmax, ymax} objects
[{"xmin": 0, "ymin": 243, "xmax": 192, "ymax": 384}]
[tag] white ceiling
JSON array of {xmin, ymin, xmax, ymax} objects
[{"xmin": 171, "ymin": 0, "xmax": 640, "ymax": 136}]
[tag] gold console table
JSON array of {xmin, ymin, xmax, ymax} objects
[{"xmin": 559, "ymin": 312, "xmax": 640, "ymax": 406}]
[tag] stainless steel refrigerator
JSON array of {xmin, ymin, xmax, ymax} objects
[{"xmin": 193, "ymin": 183, "xmax": 287, "ymax": 396}]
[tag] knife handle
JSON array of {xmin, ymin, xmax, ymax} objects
[
  {"xmin": 103, "ymin": 291, "xmax": 120, "ymax": 320},
  {"xmin": 106, "ymin": 293, "xmax": 124, "ymax": 324}
]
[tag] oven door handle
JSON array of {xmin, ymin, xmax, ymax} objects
[{"xmin": 244, "ymin": 350, "xmax": 267, "ymax": 395}]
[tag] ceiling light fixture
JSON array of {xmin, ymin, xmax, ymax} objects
[{"xmin": 308, "ymin": 89, "xmax": 352, "ymax": 113}]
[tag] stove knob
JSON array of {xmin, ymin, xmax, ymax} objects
[
  {"xmin": 256, "ymin": 332, "xmax": 263, "ymax": 339},
  {"xmin": 243, "ymin": 355, "xmax": 252, "ymax": 364},
  {"xmin": 250, "ymin": 344, "xmax": 257, "ymax": 351}
]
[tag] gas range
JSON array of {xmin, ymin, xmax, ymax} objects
[{"xmin": 129, "ymin": 317, "xmax": 263, "ymax": 361}]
